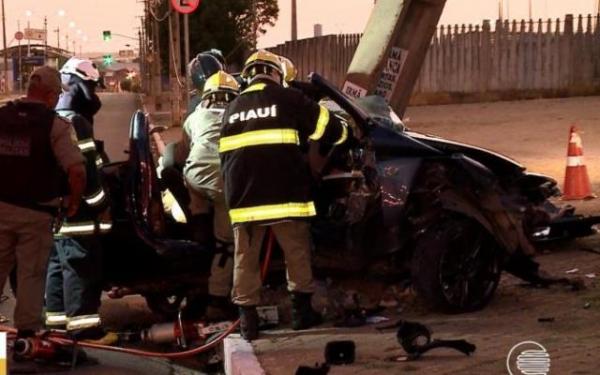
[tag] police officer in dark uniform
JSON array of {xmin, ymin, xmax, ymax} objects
[
  {"xmin": 0, "ymin": 66, "xmax": 85, "ymax": 339},
  {"xmin": 219, "ymin": 50, "xmax": 350, "ymax": 340},
  {"xmin": 44, "ymin": 58, "xmax": 113, "ymax": 343}
]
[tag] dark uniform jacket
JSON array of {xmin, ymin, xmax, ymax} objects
[
  {"xmin": 0, "ymin": 101, "xmax": 65, "ymax": 212},
  {"xmin": 219, "ymin": 79, "xmax": 349, "ymax": 225}
]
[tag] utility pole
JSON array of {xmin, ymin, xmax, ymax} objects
[
  {"xmin": 150, "ymin": 0, "xmax": 161, "ymax": 96},
  {"xmin": 168, "ymin": 12, "xmax": 182, "ymax": 126},
  {"xmin": 54, "ymin": 26, "xmax": 60, "ymax": 50},
  {"xmin": 65, "ymin": 34, "xmax": 69, "ymax": 55},
  {"xmin": 528, "ymin": 0, "xmax": 532, "ymax": 20},
  {"xmin": 17, "ymin": 21, "xmax": 22, "ymax": 92},
  {"xmin": 43, "ymin": 16, "xmax": 48, "ymax": 64},
  {"xmin": 27, "ymin": 20, "xmax": 31, "ymax": 57},
  {"xmin": 183, "ymin": 14, "xmax": 190, "ymax": 107},
  {"xmin": 498, "ymin": 0, "xmax": 503, "ymax": 20},
  {"xmin": 291, "ymin": 0, "xmax": 298, "ymax": 41},
  {"xmin": 1, "ymin": 0, "xmax": 8, "ymax": 94},
  {"xmin": 138, "ymin": 29, "xmax": 144, "ymax": 91}
]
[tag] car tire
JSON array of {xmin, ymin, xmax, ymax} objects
[{"xmin": 411, "ymin": 215, "xmax": 502, "ymax": 313}]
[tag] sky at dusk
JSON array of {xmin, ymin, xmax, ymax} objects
[{"xmin": 0, "ymin": 1, "xmax": 597, "ymax": 54}]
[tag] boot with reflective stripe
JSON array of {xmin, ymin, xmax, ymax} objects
[
  {"xmin": 45, "ymin": 312, "xmax": 68, "ymax": 329},
  {"xmin": 239, "ymin": 306, "xmax": 259, "ymax": 341},
  {"xmin": 291, "ymin": 292, "xmax": 322, "ymax": 331}
]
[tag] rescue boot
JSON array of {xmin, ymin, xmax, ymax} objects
[
  {"xmin": 291, "ymin": 292, "xmax": 322, "ymax": 331},
  {"xmin": 188, "ymin": 214, "xmax": 215, "ymax": 245},
  {"xmin": 239, "ymin": 306, "xmax": 259, "ymax": 341}
]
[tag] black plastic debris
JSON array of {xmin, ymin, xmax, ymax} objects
[
  {"xmin": 325, "ymin": 340, "xmax": 356, "ymax": 365},
  {"xmin": 379, "ymin": 320, "xmax": 476, "ymax": 361},
  {"xmin": 295, "ymin": 363, "xmax": 330, "ymax": 375}
]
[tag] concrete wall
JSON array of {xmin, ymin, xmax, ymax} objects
[{"xmin": 268, "ymin": 14, "xmax": 600, "ymax": 104}]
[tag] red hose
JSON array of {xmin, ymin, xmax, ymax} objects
[{"xmin": 0, "ymin": 230, "xmax": 277, "ymax": 359}]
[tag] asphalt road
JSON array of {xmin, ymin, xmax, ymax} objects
[
  {"xmin": 95, "ymin": 92, "xmax": 139, "ymax": 162},
  {"xmin": 1, "ymin": 92, "xmax": 210, "ymax": 375}
]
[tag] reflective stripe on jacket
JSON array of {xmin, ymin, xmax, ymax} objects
[{"xmin": 219, "ymin": 80, "xmax": 348, "ymax": 225}]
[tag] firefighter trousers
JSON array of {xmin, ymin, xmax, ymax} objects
[
  {"xmin": 232, "ymin": 221, "xmax": 315, "ymax": 306},
  {"xmin": 45, "ymin": 236, "xmax": 103, "ymax": 331},
  {"xmin": 188, "ymin": 187, "xmax": 234, "ymax": 298}
]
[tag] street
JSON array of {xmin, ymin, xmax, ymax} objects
[{"xmin": 1, "ymin": 92, "xmax": 208, "ymax": 375}]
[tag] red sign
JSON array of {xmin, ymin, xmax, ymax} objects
[
  {"xmin": 15, "ymin": 31, "xmax": 24, "ymax": 41},
  {"xmin": 171, "ymin": 0, "xmax": 201, "ymax": 14}
]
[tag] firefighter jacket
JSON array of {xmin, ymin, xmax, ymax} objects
[
  {"xmin": 219, "ymin": 80, "xmax": 349, "ymax": 225},
  {"xmin": 56, "ymin": 111, "xmax": 111, "ymax": 237},
  {"xmin": 182, "ymin": 104, "xmax": 226, "ymax": 200},
  {"xmin": 56, "ymin": 75, "xmax": 102, "ymax": 126},
  {"xmin": 0, "ymin": 101, "xmax": 67, "ymax": 213}
]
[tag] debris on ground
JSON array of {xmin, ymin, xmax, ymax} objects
[
  {"xmin": 325, "ymin": 340, "xmax": 356, "ymax": 365},
  {"xmin": 295, "ymin": 363, "xmax": 330, "ymax": 375},
  {"xmin": 537, "ymin": 317, "xmax": 555, "ymax": 323},
  {"xmin": 566, "ymin": 268, "xmax": 580, "ymax": 274},
  {"xmin": 379, "ymin": 320, "xmax": 476, "ymax": 361}
]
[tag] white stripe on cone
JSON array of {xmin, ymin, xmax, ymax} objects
[{"xmin": 567, "ymin": 156, "xmax": 584, "ymax": 167}]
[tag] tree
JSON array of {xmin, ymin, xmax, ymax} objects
[{"xmin": 151, "ymin": 0, "xmax": 279, "ymax": 74}]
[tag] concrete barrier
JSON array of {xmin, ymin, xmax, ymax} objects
[{"xmin": 224, "ymin": 335, "xmax": 265, "ymax": 375}]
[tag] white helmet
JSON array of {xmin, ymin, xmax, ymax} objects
[{"xmin": 60, "ymin": 57, "xmax": 100, "ymax": 82}]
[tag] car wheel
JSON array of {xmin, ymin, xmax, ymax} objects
[{"xmin": 411, "ymin": 215, "xmax": 502, "ymax": 313}]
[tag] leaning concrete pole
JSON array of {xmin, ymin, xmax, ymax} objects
[{"xmin": 342, "ymin": 0, "xmax": 446, "ymax": 118}]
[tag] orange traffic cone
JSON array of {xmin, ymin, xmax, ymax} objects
[{"xmin": 563, "ymin": 125, "xmax": 595, "ymax": 200}]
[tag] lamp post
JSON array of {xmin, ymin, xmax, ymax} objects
[{"xmin": 2, "ymin": 0, "xmax": 8, "ymax": 94}]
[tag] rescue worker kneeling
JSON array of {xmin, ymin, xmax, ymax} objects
[
  {"xmin": 219, "ymin": 50, "xmax": 350, "ymax": 340},
  {"xmin": 182, "ymin": 71, "xmax": 240, "ymax": 319},
  {"xmin": 44, "ymin": 57, "xmax": 114, "ymax": 343}
]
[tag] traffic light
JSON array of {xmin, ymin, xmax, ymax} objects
[
  {"xmin": 102, "ymin": 30, "xmax": 112, "ymax": 42},
  {"xmin": 103, "ymin": 54, "xmax": 113, "ymax": 66}
]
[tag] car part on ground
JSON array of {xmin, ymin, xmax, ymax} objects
[{"xmin": 381, "ymin": 320, "xmax": 476, "ymax": 361}]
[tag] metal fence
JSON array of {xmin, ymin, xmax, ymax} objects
[{"xmin": 268, "ymin": 14, "xmax": 600, "ymax": 99}]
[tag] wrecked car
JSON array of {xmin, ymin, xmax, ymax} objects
[{"xmin": 97, "ymin": 73, "xmax": 596, "ymax": 316}]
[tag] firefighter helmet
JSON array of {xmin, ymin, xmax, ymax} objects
[
  {"xmin": 202, "ymin": 71, "xmax": 240, "ymax": 101},
  {"xmin": 203, "ymin": 48, "xmax": 226, "ymax": 66},
  {"xmin": 241, "ymin": 50, "xmax": 284, "ymax": 82},
  {"xmin": 279, "ymin": 56, "xmax": 298, "ymax": 83},
  {"xmin": 188, "ymin": 52, "xmax": 224, "ymax": 91},
  {"xmin": 60, "ymin": 57, "xmax": 100, "ymax": 82}
]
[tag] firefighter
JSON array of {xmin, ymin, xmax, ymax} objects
[
  {"xmin": 44, "ymin": 58, "xmax": 114, "ymax": 343},
  {"xmin": 186, "ymin": 51, "xmax": 225, "ymax": 118},
  {"xmin": 160, "ymin": 52, "xmax": 225, "ymax": 222},
  {"xmin": 219, "ymin": 50, "xmax": 350, "ymax": 340},
  {"xmin": 0, "ymin": 66, "xmax": 85, "ymax": 339},
  {"xmin": 182, "ymin": 71, "xmax": 240, "ymax": 319}
]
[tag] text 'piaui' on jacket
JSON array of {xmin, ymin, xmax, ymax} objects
[{"xmin": 219, "ymin": 80, "xmax": 350, "ymax": 226}]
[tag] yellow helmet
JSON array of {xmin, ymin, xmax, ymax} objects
[
  {"xmin": 279, "ymin": 56, "xmax": 298, "ymax": 83},
  {"xmin": 241, "ymin": 50, "xmax": 284, "ymax": 81},
  {"xmin": 202, "ymin": 71, "xmax": 240, "ymax": 100}
]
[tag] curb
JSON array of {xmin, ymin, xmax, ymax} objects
[{"xmin": 224, "ymin": 334, "xmax": 266, "ymax": 375}]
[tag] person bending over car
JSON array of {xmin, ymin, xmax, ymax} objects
[{"xmin": 219, "ymin": 50, "xmax": 351, "ymax": 341}]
